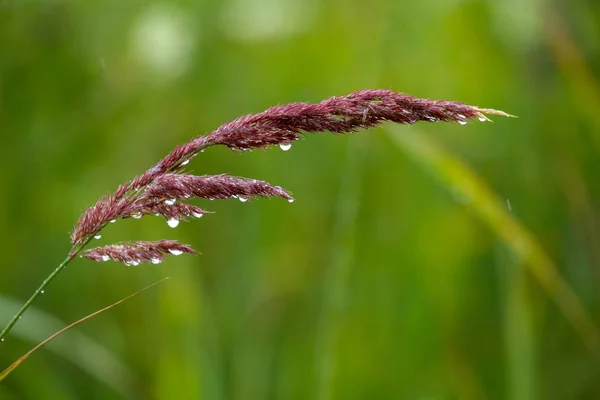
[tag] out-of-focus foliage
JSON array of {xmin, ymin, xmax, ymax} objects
[{"xmin": 1, "ymin": 0, "xmax": 599, "ymax": 399}]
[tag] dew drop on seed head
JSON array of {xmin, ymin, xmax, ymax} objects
[
  {"xmin": 94, "ymin": 234, "xmax": 102, "ymax": 240},
  {"xmin": 192, "ymin": 212, "xmax": 203, "ymax": 218},
  {"xmin": 124, "ymin": 261, "xmax": 133, "ymax": 266},
  {"xmin": 457, "ymin": 120, "xmax": 467, "ymax": 126},
  {"xmin": 288, "ymin": 198, "xmax": 294, "ymax": 203},
  {"xmin": 169, "ymin": 249, "xmax": 184, "ymax": 256},
  {"xmin": 110, "ymin": 219, "xmax": 116, "ymax": 223},
  {"xmin": 131, "ymin": 260, "xmax": 140, "ymax": 266},
  {"xmin": 165, "ymin": 198, "xmax": 176, "ymax": 205},
  {"xmin": 181, "ymin": 159, "xmax": 190, "ymax": 166},
  {"xmin": 239, "ymin": 197, "xmax": 248, "ymax": 202},
  {"xmin": 102, "ymin": 255, "xmax": 110, "ymax": 262},
  {"xmin": 478, "ymin": 115, "xmax": 488, "ymax": 122},
  {"xmin": 151, "ymin": 258, "xmax": 162, "ymax": 264},
  {"xmin": 167, "ymin": 218, "xmax": 180, "ymax": 228},
  {"xmin": 280, "ymin": 143, "xmax": 292, "ymax": 151},
  {"xmin": 132, "ymin": 212, "xmax": 142, "ymax": 219}
]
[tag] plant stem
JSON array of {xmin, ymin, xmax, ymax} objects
[{"xmin": 0, "ymin": 254, "xmax": 76, "ymax": 342}]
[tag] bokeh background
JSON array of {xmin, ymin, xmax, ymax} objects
[{"xmin": 1, "ymin": 0, "xmax": 600, "ymax": 399}]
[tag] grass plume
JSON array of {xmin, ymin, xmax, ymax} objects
[{"xmin": 70, "ymin": 89, "xmax": 512, "ymax": 251}]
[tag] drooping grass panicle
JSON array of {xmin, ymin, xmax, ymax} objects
[
  {"xmin": 175, "ymin": 89, "xmax": 513, "ymax": 154},
  {"xmin": 142, "ymin": 174, "xmax": 294, "ymax": 202},
  {"xmin": 70, "ymin": 89, "xmax": 513, "ymax": 254},
  {"xmin": 82, "ymin": 240, "xmax": 196, "ymax": 265},
  {"xmin": 70, "ymin": 174, "xmax": 293, "ymax": 246}
]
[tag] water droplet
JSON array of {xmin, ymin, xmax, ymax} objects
[
  {"xmin": 131, "ymin": 260, "xmax": 140, "ymax": 266},
  {"xmin": 132, "ymin": 212, "xmax": 142, "ymax": 219},
  {"xmin": 181, "ymin": 159, "xmax": 190, "ymax": 166},
  {"xmin": 239, "ymin": 197, "xmax": 248, "ymax": 202},
  {"xmin": 280, "ymin": 143, "xmax": 292, "ymax": 151},
  {"xmin": 192, "ymin": 212, "xmax": 203, "ymax": 218},
  {"xmin": 41, "ymin": 290, "xmax": 45, "ymax": 294},
  {"xmin": 1, "ymin": 337, "xmax": 4, "ymax": 342},
  {"xmin": 94, "ymin": 234, "xmax": 102, "ymax": 240},
  {"xmin": 169, "ymin": 249, "xmax": 184, "ymax": 256},
  {"xmin": 478, "ymin": 115, "xmax": 489, "ymax": 122},
  {"xmin": 167, "ymin": 218, "xmax": 180, "ymax": 228},
  {"xmin": 184, "ymin": 194, "xmax": 191, "ymax": 199},
  {"xmin": 457, "ymin": 119, "xmax": 468, "ymax": 126},
  {"xmin": 124, "ymin": 261, "xmax": 133, "ymax": 266},
  {"xmin": 288, "ymin": 198, "xmax": 294, "ymax": 203},
  {"xmin": 165, "ymin": 198, "xmax": 176, "ymax": 205},
  {"xmin": 200, "ymin": 149, "xmax": 205, "ymax": 153},
  {"xmin": 110, "ymin": 219, "xmax": 116, "ymax": 223},
  {"xmin": 151, "ymin": 258, "xmax": 162, "ymax": 264},
  {"xmin": 101, "ymin": 255, "xmax": 110, "ymax": 262}
]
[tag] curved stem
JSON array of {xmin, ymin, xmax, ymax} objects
[{"xmin": 0, "ymin": 254, "xmax": 75, "ymax": 342}]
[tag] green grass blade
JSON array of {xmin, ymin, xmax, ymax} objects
[
  {"xmin": 387, "ymin": 127, "xmax": 600, "ymax": 354},
  {"xmin": 0, "ymin": 278, "xmax": 168, "ymax": 391},
  {"xmin": 315, "ymin": 135, "xmax": 368, "ymax": 400}
]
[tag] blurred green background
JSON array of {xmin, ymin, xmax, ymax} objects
[{"xmin": 1, "ymin": 0, "xmax": 600, "ymax": 399}]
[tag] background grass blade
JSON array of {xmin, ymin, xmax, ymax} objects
[
  {"xmin": 315, "ymin": 135, "xmax": 368, "ymax": 400},
  {"xmin": 0, "ymin": 296, "xmax": 135, "ymax": 397},
  {"xmin": 388, "ymin": 126, "xmax": 600, "ymax": 354},
  {"xmin": 0, "ymin": 278, "xmax": 168, "ymax": 389}
]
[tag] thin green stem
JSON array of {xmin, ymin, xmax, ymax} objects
[
  {"xmin": 0, "ymin": 254, "xmax": 74, "ymax": 342},
  {"xmin": 0, "ymin": 238, "xmax": 92, "ymax": 342}
]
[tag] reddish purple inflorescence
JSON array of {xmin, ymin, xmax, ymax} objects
[
  {"xmin": 82, "ymin": 240, "xmax": 196, "ymax": 265},
  {"xmin": 71, "ymin": 89, "xmax": 512, "ymax": 262}
]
